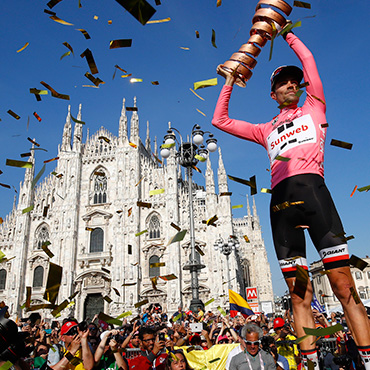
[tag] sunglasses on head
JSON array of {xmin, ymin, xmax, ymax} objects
[{"xmin": 245, "ymin": 340, "xmax": 260, "ymax": 346}]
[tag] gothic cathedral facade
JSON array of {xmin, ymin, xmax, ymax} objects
[{"xmin": 0, "ymin": 98, "xmax": 273, "ymax": 320}]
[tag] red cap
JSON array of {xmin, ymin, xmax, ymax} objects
[
  {"xmin": 273, "ymin": 317, "xmax": 285, "ymax": 330},
  {"xmin": 61, "ymin": 321, "xmax": 78, "ymax": 335}
]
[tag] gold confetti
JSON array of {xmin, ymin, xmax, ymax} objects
[
  {"xmin": 76, "ymin": 28, "xmax": 91, "ymax": 39},
  {"xmin": 63, "ymin": 42, "xmax": 74, "ymax": 55},
  {"xmin": 114, "ymin": 0, "xmax": 156, "ymax": 26},
  {"xmin": 60, "ymin": 50, "xmax": 71, "ymax": 60},
  {"xmin": 220, "ymin": 192, "xmax": 232, "ymax": 196},
  {"xmin": 243, "ymin": 235, "xmax": 250, "ymax": 243},
  {"xmin": 196, "ymin": 108, "xmax": 206, "ymax": 116},
  {"xmin": 194, "ymin": 154, "xmax": 206, "ymax": 162},
  {"xmin": 195, "ymin": 30, "xmax": 200, "ymax": 38},
  {"xmin": 350, "ymin": 186, "xmax": 357, "ymax": 197},
  {"xmin": 170, "ymin": 222, "xmax": 181, "ymax": 231},
  {"xmin": 168, "ymin": 230, "xmax": 187, "ymax": 245},
  {"xmin": 146, "ymin": 17, "xmax": 171, "ymax": 24},
  {"xmin": 217, "ymin": 306, "xmax": 226, "ymax": 316},
  {"xmin": 211, "ymin": 29, "xmax": 217, "ymax": 48},
  {"xmin": 117, "ymin": 311, "xmax": 132, "ymax": 319},
  {"xmin": 93, "ymin": 15, "xmax": 98, "ymax": 20},
  {"xmin": 358, "ymin": 185, "xmax": 370, "ymax": 192},
  {"xmin": 128, "ymin": 207, "xmax": 132, "ymax": 217},
  {"xmin": 108, "ymin": 20, "xmax": 112, "ymax": 24},
  {"xmin": 294, "ymin": 1, "xmax": 311, "ymax": 9},
  {"xmin": 50, "ymin": 15, "xmax": 74, "ymax": 26},
  {"xmin": 129, "ymin": 142, "xmax": 138, "ymax": 148},
  {"xmin": 193, "ymin": 77, "xmax": 218, "ymax": 90},
  {"xmin": 232, "ymin": 204, "xmax": 243, "ymax": 209},
  {"xmin": 330, "ymin": 139, "xmax": 352, "ymax": 150},
  {"xmin": 80, "ymin": 48, "xmax": 98, "ymax": 74},
  {"xmin": 217, "ymin": 0, "xmax": 222, "ymax": 6},
  {"xmin": 134, "ymin": 299, "xmax": 149, "ymax": 308},
  {"xmin": 189, "ymin": 88, "xmax": 205, "ymax": 101},
  {"xmin": 151, "ymin": 81, "xmax": 159, "ymax": 85},
  {"xmin": 228, "ymin": 174, "xmax": 257, "ymax": 196},
  {"xmin": 42, "ymin": 242, "xmax": 54, "ymax": 258},
  {"xmin": 135, "ymin": 229, "xmax": 148, "ymax": 237},
  {"xmin": 321, "ymin": 123, "xmax": 329, "ymax": 128},
  {"xmin": 98, "ymin": 312, "xmax": 122, "ymax": 326},
  {"xmin": 7, "ymin": 110, "xmax": 20, "ymax": 120},
  {"xmin": 149, "ymin": 188, "xmax": 165, "ymax": 196},
  {"xmin": 195, "ymin": 245, "xmax": 204, "ymax": 256},
  {"xmin": 109, "ymin": 39, "xmax": 132, "ymax": 49},
  {"xmin": 17, "ymin": 42, "xmax": 29, "ymax": 53},
  {"xmin": 272, "ymin": 200, "xmax": 304, "ymax": 212},
  {"xmin": 312, "ymin": 95, "xmax": 326, "ymax": 105},
  {"xmin": 150, "ymin": 262, "xmax": 165, "ymax": 268},
  {"xmin": 137, "ymin": 201, "xmax": 151, "ymax": 208},
  {"xmin": 159, "ymin": 274, "xmax": 177, "ymax": 281},
  {"xmin": 33, "ymin": 112, "xmax": 42, "ymax": 122},
  {"xmin": 205, "ymin": 298, "xmax": 214, "ymax": 306},
  {"xmin": 103, "ymin": 296, "xmax": 113, "ymax": 303},
  {"xmin": 180, "ymin": 47, "xmax": 190, "ymax": 50},
  {"xmin": 44, "ymin": 157, "xmax": 59, "ymax": 163},
  {"xmin": 349, "ymin": 255, "xmax": 368, "ymax": 271},
  {"xmin": 275, "ymin": 155, "xmax": 290, "ymax": 162},
  {"xmin": 22, "ymin": 205, "xmax": 34, "ymax": 214},
  {"xmin": 40, "ymin": 81, "xmax": 70, "ymax": 100},
  {"xmin": 6, "ymin": 159, "xmax": 33, "ymax": 169},
  {"xmin": 293, "ymin": 265, "xmax": 309, "ymax": 299},
  {"xmin": 261, "ymin": 188, "xmax": 272, "ymax": 194}
]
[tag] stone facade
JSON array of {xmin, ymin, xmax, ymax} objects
[{"xmin": 0, "ymin": 98, "xmax": 274, "ymax": 321}]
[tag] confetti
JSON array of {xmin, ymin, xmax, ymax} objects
[
  {"xmin": 86, "ymin": 227, "xmax": 94, "ymax": 231},
  {"xmin": 196, "ymin": 108, "xmax": 206, "ymax": 117},
  {"xmin": 293, "ymin": 265, "xmax": 309, "ymax": 299},
  {"xmin": 84, "ymin": 72, "xmax": 105, "ymax": 87},
  {"xmin": 217, "ymin": 0, "xmax": 222, "ymax": 6},
  {"xmin": 272, "ymin": 200, "xmax": 304, "ymax": 212},
  {"xmin": 135, "ymin": 229, "xmax": 148, "ymax": 237},
  {"xmin": 98, "ymin": 312, "xmax": 122, "ymax": 326},
  {"xmin": 122, "ymin": 282, "xmax": 137, "ymax": 286},
  {"xmin": 42, "ymin": 242, "xmax": 54, "ymax": 258},
  {"xmin": 312, "ymin": 95, "xmax": 326, "ymax": 105},
  {"xmin": 204, "ymin": 298, "xmax": 214, "ymax": 306},
  {"xmin": 7, "ymin": 110, "xmax": 20, "ymax": 120},
  {"xmin": 220, "ymin": 192, "xmax": 232, "ymax": 196},
  {"xmin": 43, "ymin": 206, "xmax": 49, "ymax": 217},
  {"xmin": 279, "ymin": 20, "xmax": 302, "ymax": 38},
  {"xmin": 51, "ymin": 300, "xmax": 69, "ymax": 317},
  {"xmin": 44, "ymin": 157, "xmax": 59, "ymax": 164},
  {"xmin": 161, "ymin": 143, "xmax": 175, "ymax": 149},
  {"xmin": 152, "ymin": 153, "xmax": 163, "ymax": 164},
  {"xmin": 146, "ymin": 17, "xmax": 171, "ymax": 24},
  {"xmin": 63, "ymin": 42, "xmax": 74, "ymax": 55},
  {"xmin": 193, "ymin": 77, "xmax": 218, "ymax": 90},
  {"xmin": 195, "ymin": 245, "xmax": 204, "ymax": 256},
  {"xmin": 209, "ymin": 358, "xmax": 221, "ymax": 364},
  {"xmin": 159, "ymin": 274, "xmax": 177, "ymax": 281},
  {"xmin": 349, "ymin": 255, "xmax": 368, "ymax": 271},
  {"xmin": 0, "ymin": 183, "xmax": 11, "ymax": 189},
  {"xmin": 130, "ymin": 78, "xmax": 143, "ymax": 83},
  {"xmin": 60, "ymin": 50, "xmax": 71, "ymax": 60},
  {"xmin": 275, "ymin": 155, "xmax": 290, "ymax": 162},
  {"xmin": 194, "ymin": 154, "xmax": 206, "ymax": 162},
  {"xmin": 50, "ymin": 15, "xmax": 74, "ymax": 26},
  {"xmin": 114, "ymin": 0, "xmax": 156, "ymax": 25},
  {"xmin": 195, "ymin": 31, "xmax": 200, "ymax": 38},
  {"xmin": 137, "ymin": 201, "xmax": 151, "ymax": 208},
  {"xmin": 155, "ymin": 0, "xmax": 161, "ymax": 4},
  {"xmin": 33, "ymin": 112, "xmax": 42, "ymax": 122},
  {"xmin": 47, "ymin": 0, "xmax": 63, "ymax": 8},
  {"xmin": 170, "ymin": 222, "xmax": 181, "ymax": 231},
  {"xmin": 22, "ymin": 205, "xmax": 34, "ymax": 214},
  {"xmin": 217, "ymin": 306, "xmax": 226, "ymax": 316},
  {"xmin": 150, "ymin": 262, "xmax": 165, "ymax": 268},
  {"xmin": 76, "ymin": 28, "xmax": 91, "ymax": 39},
  {"xmin": 189, "ymin": 88, "xmax": 205, "ymax": 100},
  {"xmin": 93, "ymin": 15, "xmax": 98, "ymax": 20},
  {"xmin": 211, "ymin": 29, "xmax": 217, "ymax": 48},
  {"xmin": 32, "ymin": 164, "xmax": 46, "ymax": 188},
  {"xmin": 44, "ymin": 9, "xmax": 56, "ymax": 15},
  {"xmin": 117, "ymin": 311, "xmax": 132, "ymax": 319},
  {"xmin": 172, "ymin": 313, "xmax": 182, "ymax": 322},
  {"xmin": 168, "ymin": 230, "xmax": 187, "ymax": 245},
  {"xmin": 350, "ymin": 287, "xmax": 361, "ymax": 304},
  {"xmin": 243, "ymin": 235, "xmax": 250, "ymax": 243},
  {"xmin": 151, "ymin": 81, "xmax": 159, "ymax": 85},
  {"xmin": 103, "ymin": 296, "xmax": 113, "ymax": 303},
  {"xmin": 228, "ymin": 174, "xmax": 257, "ymax": 195},
  {"xmin": 126, "ymin": 107, "xmax": 138, "ymax": 111},
  {"xmin": 206, "ymin": 215, "xmax": 218, "ymax": 226},
  {"xmin": 6, "ymin": 159, "xmax": 33, "ymax": 169},
  {"xmin": 350, "ymin": 186, "xmax": 357, "ymax": 197},
  {"xmin": 358, "ymin": 185, "xmax": 370, "ymax": 192},
  {"xmin": 40, "ymin": 81, "xmax": 70, "ymax": 100},
  {"xmin": 70, "ymin": 113, "xmax": 85, "ymax": 125},
  {"xmin": 304, "ymin": 323, "xmax": 343, "ymax": 337},
  {"xmin": 128, "ymin": 207, "xmax": 132, "ymax": 217},
  {"xmin": 129, "ymin": 142, "xmax": 138, "ymax": 148},
  {"xmin": 16, "ymin": 42, "xmax": 29, "ymax": 53},
  {"xmin": 43, "ymin": 262, "xmax": 62, "ymax": 305},
  {"xmin": 321, "ymin": 123, "xmax": 329, "ymax": 128},
  {"xmin": 232, "ymin": 204, "xmax": 243, "ymax": 209},
  {"xmin": 261, "ymin": 188, "xmax": 272, "ymax": 194},
  {"xmin": 330, "ymin": 139, "xmax": 352, "ymax": 150},
  {"xmin": 80, "ymin": 48, "xmax": 98, "ymax": 74},
  {"xmin": 294, "ymin": 1, "xmax": 311, "ymax": 9},
  {"xmin": 109, "ymin": 39, "xmax": 132, "ymax": 49},
  {"xmin": 295, "ymin": 225, "xmax": 309, "ymax": 229},
  {"xmin": 134, "ymin": 299, "xmax": 149, "ymax": 308},
  {"xmin": 149, "ymin": 188, "xmax": 165, "ymax": 196}
]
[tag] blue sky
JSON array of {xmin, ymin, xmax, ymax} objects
[{"xmin": 0, "ymin": 0, "xmax": 369, "ymax": 296}]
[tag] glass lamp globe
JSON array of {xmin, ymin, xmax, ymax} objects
[
  {"xmin": 207, "ymin": 141, "xmax": 217, "ymax": 152},
  {"xmin": 165, "ymin": 136, "xmax": 175, "ymax": 145},
  {"xmin": 193, "ymin": 133, "xmax": 204, "ymax": 145},
  {"xmin": 160, "ymin": 148, "xmax": 170, "ymax": 158}
]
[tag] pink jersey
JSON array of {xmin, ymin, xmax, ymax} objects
[{"xmin": 212, "ymin": 33, "xmax": 327, "ymax": 189}]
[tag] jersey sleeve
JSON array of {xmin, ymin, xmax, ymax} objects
[
  {"xmin": 212, "ymin": 85, "xmax": 267, "ymax": 147},
  {"xmin": 286, "ymin": 33, "xmax": 326, "ymax": 114}
]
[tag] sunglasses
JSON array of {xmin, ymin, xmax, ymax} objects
[
  {"xmin": 245, "ymin": 340, "xmax": 260, "ymax": 346},
  {"xmin": 65, "ymin": 327, "xmax": 78, "ymax": 336}
]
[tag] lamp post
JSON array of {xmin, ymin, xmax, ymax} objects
[
  {"xmin": 161, "ymin": 123, "xmax": 217, "ymax": 312},
  {"xmin": 213, "ymin": 236, "xmax": 240, "ymax": 291}
]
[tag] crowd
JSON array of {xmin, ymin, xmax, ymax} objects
[{"xmin": 1, "ymin": 302, "xmax": 368, "ymax": 370}]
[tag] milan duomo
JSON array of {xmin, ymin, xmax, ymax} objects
[{"xmin": 0, "ymin": 98, "xmax": 273, "ymax": 320}]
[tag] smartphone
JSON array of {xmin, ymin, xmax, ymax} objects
[
  {"xmin": 158, "ymin": 332, "xmax": 165, "ymax": 341},
  {"xmin": 78, "ymin": 321, "xmax": 88, "ymax": 332},
  {"xmin": 190, "ymin": 323, "xmax": 202, "ymax": 333},
  {"xmin": 250, "ymin": 315, "xmax": 258, "ymax": 321}
]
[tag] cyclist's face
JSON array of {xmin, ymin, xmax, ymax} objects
[{"xmin": 271, "ymin": 77, "xmax": 300, "ymax": 107}]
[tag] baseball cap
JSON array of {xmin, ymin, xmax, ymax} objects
[
  {"xmin": 270, "ymin": 65, "xmax": 303, "ymax": 91},
  {"xmin": 273, "ymin": 317, "xmax": 285, "ymax": 330},
  {"xmin": 61, "ymin": 321, "xmax": 78, "ymax": 335}
]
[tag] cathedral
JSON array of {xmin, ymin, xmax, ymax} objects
[{"xmin": 0, "ymin": 98, "xmax": 273, "ymax": 321}]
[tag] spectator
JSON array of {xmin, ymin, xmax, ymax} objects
[
  {"xmin": 261, "ymin": 335, "xmax": 290, "ymax": 370},
  {"xmin": 50, "ymin": 320, "xmax": 94, "ymax": 370},
  {"xmin": 229, "ymin": 323, "xmax": 275, "ymax": 370},
  {"xmin": 165, "ymin": 349, "xmax": 193, "ymax": 370}
]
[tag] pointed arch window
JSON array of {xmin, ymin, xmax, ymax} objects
[
  {"xmin": 148, "ymin": 215, "xmax": 160, "ymax": 239},
  {"xmin": 0, "ymin": 269, "xmax": 6, "ymax": 290},
  {"xmin": 33, "ymin": 266, "xmax": 44, "ymax": 288},
  {"xmin": 149, "ymin": 255, "xmax": 160, "ymax": 277},
  {"xmin": 35, "ymin": 225, "xmax": 50, "ymax": 250},
  {"xmin": 90, "ymin": 228, "xmax": 104, "ymax": 253},
  {"xmin": 93, "ymin": 171, "xmax": 107, "ymax": 204}
]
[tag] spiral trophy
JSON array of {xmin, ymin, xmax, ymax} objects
[{"xmin": 218, "ymin": 0, "xmax": 292, "ymax": 87}]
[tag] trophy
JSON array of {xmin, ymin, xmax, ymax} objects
[{"xmin": 218, "ymin": 0, "xmax": 292, "ymax": 87}]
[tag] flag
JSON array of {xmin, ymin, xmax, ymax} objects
[
  {"xmin": 311, "ymin": 293, "xmax": 325, "ymax": 313},
  {"xmin": 229, "ymin": 289, "xmax": 254, "ymax": 318}
]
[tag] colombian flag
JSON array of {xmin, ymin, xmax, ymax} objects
[{"xmin": 229, "ymin": 289, "xmax": 254, "ymax": 318}]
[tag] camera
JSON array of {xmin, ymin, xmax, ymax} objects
[
  {"xmin": 78, "ymin": 321, "xmax": 88, "ymax": 332},
  {"xmin": 0, "ymin": 317, "xmax": 33, "ymax": 363},
  {"xmin": 158, "ymin": 332, "xmax": 165, "ymax": 341}
]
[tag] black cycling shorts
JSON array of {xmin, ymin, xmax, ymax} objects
[{"xmin": 270, "ymin": 174, "xmax": 349, "ymax": 278}]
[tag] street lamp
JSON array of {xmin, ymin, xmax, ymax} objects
[
  {"xmin": 213, "ymin": 236, "xmax": 240, "ymax": 291},
  {"xmin": 161, "ymin": 123, "xmax": 217, "ymax": 312}
]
